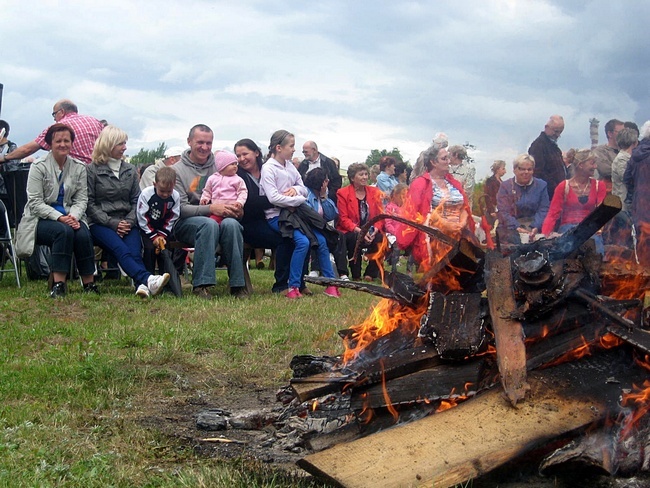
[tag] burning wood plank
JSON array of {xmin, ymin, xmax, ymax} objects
[{"xmin": 485, "ymin": 251, "xmax": 529, "ymax": 406}]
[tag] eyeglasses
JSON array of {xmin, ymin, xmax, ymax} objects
[{"xmin": 51, "ymin": 108, "xmax": 63, "ymax": 119}]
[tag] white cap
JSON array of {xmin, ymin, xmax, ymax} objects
[{"xmin": 164, "ymin": 146, "xmax": 185, "ymax": 158}]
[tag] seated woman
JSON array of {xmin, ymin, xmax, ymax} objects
[
  {"xmin": 15, "ymin": 123, "xmax": 97, "ymax": 298},
  {"xmin": 542, "ymin": 149, "xmax": 607, "ymax": 254},
  {"xmin": 336, "ymin": 163, "xmax": 385, "ymax": 281},
  {"xmin": 396, "ymin": 143, "xmax": 475, "ymax": 265},
  {"xmin": 260, "ymin": 130, "xmax": 339, "ymax": 299},
  {"xmin": 87, "ymin": 125, "xmax": 169, "ymax": 298},
  {"xmin": 234, "ymin": 138, "xmax": 292, "ymax": 293},
  {"xmin": 304, "ymin": 167, "xmax": 348, "ymax": 280},
  {"xmin": 496, "ymin": 154, "xmax": 549, "ymax": 245}
]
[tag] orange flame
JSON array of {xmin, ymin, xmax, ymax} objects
[
  {"xmin": 620, "ymin": 379, "xmax": 650, "ymax": 438},
  {"xmin": 380, "ymin": 361, "xmax": 399, "ymax": 422},
  {"xmin": 342, "ymin": 298, "xmax": 426, "ymax": 364}
]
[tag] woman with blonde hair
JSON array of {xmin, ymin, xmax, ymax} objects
[
  {"xmin": 542, "ymin": 149, "xmax": 606, "ymax": 253},
  {"xmin": 87, "ymin": 125, "xmax": 169, "ymax": 297},
  {"xmin": 496, "ymin": 154, "xmax": 549, "ymax": 245}
]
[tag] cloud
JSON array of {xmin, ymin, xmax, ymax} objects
[{"xmin": 0, "ymin": 0, "xmax": 648, "ymax": 181}]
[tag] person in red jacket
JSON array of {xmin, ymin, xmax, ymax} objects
[
  {"xmin": 396, "ymin": 144, "xmax": 475, "ymax": 266},
  {"xmin": 336, "ymin": 163, "xmax": 385, "ymax": 281}
]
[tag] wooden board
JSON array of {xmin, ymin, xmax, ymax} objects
[
  {"xmin": 485, "ymin": 252, "xmax": 529, "ymax": 405},
  {"xmin": 298, "ymin": 351, "xmax": 642, "ymax": 488},
  {"xmin": 299, "ymin": 376, "xmax": 600, "ymax": 487}
]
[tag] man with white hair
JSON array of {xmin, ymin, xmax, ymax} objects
[
  {"xmin": 139, "ymin": 145, "xmax": 184, "ymax": 189},
  {"xmin": 528, "ymin": 115, "xmax": 566, "ymax": 200},
  {"xmin": 298, "ymin": 141, "xmax": 342, "ymax": 203}
]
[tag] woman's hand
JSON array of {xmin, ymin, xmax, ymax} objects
[
  {"xmin": 116, "ymin": 220, "xmax": 131, "ymax": 237},
  {"xmin": 282, "ymin": 187, "xmax": 297, "ymax": 197},
  {"xmin": 58, "ymin": 215, "xmax": 80, "ymax": 230}
]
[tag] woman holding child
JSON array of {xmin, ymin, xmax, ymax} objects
[
  {"xmin": 87, "ymin": 125, "xmax": 169, "ymax": 298},
  {"xmin": 15, "ymin": 123, "xmax": 97, "ymax": 298},
  {"xmin": 260, "ymin": 130, "xmax": 339, "ymax": 299}
]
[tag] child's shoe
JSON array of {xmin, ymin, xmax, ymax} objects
[
  {"xmin": 324, "ymin": 286, "xmax": 340, "ymax": 298},
  {"xmin": 286, "ymin": 287, "xmax": 302, "ymax": 299}
]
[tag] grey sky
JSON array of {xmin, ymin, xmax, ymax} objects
[{"xmin": 1, "ymin": 0, "xmax": 648, "ymax": 180}]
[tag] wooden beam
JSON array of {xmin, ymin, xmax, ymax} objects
[{"xmin": 485, "ymin": 252, "xmax": 529, "ymax": 405}]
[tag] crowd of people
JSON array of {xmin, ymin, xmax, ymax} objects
[{"xmin": 1, "ymin": 100, "xmax": 649, "ymax": 300}]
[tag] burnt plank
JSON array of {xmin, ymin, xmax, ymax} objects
[
  {"xmin": 419, "ymin": 292, "xmax": 485, "ymax": 359},
  {"xmin": 290, "ymin": 372, "xmax": 349, "ymax": 403},
  {"xmin": 486, "ymin": 251, "xmax": 529, "ymax": 405},
  {"xmin": 349, "ymin": 359, "xmax": 486, "ymax": 410}
]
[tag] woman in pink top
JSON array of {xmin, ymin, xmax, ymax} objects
[{"xmin": 542, "ymin": 149, "xmax": 607, "ymax": 253}]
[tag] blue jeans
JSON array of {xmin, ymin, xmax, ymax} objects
[
  {"xmin": 36, "ymin": 219, "xmax": 95, "ymax": 276},
  {"xmin": 268, "ymin": 217, "xmax": 334, "ymax": 289},
  {"xmin": 242, "ymin": 219, "xmax": 292, "ymax": 292},
  {"xmin": 174, "ymin": 216, "xmax": 245, "ymax": 288},
  {"xmin": 90, "ymin": 224, "xmax": 150, "ymax": 286}
]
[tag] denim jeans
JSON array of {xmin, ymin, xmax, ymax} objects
[
  {"xmin": 268, "ymin": 217, "xmax": 334, "ymax": 289},
  {"xmin": 36, "ymin": 219, "xmax": 95, "ymax": 276},
  {"xmin": 90, "ymin": 224, "xmax": 150, "ymax": 286},
  {"xmin": 242, "ymin": 218, "xmax": 292, "ymax": 292},
  {"xmin": 174, "ymin": 216, "xmax": 245, "ymax": 288}
]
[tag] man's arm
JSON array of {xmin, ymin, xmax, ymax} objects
[{"xmin": 1, "ymin": 141, "xmax": 41, "ymax": 163}]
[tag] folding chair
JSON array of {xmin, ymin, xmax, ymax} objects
[{"xmin": 0, "ymin": 199, "xmax": 21, "ymax": 287}]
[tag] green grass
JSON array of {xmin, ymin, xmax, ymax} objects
[{"xmin": 0, "ymin": 265, "xmax": 378, "ymax": 487}]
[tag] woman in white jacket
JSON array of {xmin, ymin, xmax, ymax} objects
[{"xmin": 16, "ymin": 123, "xmax": 97, "ymax": 297}]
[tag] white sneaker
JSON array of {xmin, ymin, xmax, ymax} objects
[
  {"xmin": 136, "ymin": 284, "xmax": 150, "ymax": 299},
  {"xmin": 339, "ymin": 275, "xmax": 350, "ymax": 281},
  {"xmin": 308, "ymin": 271, "xmax": 320, "ymax": 278},
  {"xmin": 147, "ymin": 273, "xmax": 170, "ymax": 296}
]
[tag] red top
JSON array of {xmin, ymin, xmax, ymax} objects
[
  {"xmin": 541, "ymin": 179, "xmax": 607, "ymax": 235},
  {"xmin": 396, "ymin": 172, "xmax": 475, "ymax": 263},
  {"xmin": 336, "ymin": 184, "xmax": 385, "ymax": 233},
  {"xmin": 35, "ymin": 112, "xmax": 105, "ymax": 164}
]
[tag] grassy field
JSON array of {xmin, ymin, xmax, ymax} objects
[{"xmin": 0, "ymin": 263, "xmax": 378, "ymax": 487}]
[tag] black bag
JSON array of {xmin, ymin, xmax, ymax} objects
[
  {"xmin": 25, "ymin": 245, "xmax": 51, "ymax": 280},
  {"xmin": 160, "ymin": 248, "xmax": 182, "ymax": 297}
]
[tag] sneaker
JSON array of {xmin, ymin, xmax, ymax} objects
[
  {"xmin": 192, "ymin": 286, "xmax": 212, "ymax": 300},
  {"xmin": 324, "ymin": 286, "xmax": 340, "ymax": 298},
  {"xmin": 83, "ymin": 283, "xmax": 100, "ymax": 295},
  {"xmin": 339, "ymin": 275, "xmax": 350, "ymax": 281},
  {"xmin": 147, "ymin": 273, "xmax": 170, "ymax": 296},
  {"xmin": 136, "ymin": 284, "xmax": 150, "ymax": 299},
  {"xmin": 286, "ymin": 287, "xmax": 302, "ymax": 299},
  {"xmin": 256, "ymin": 261, "xmax": 265, "ymax": 270},
  {"xmin": 50, "ymin": 281, "xmax": 66, "ymax": 299},
  {"xmin": 308, "ymin": 270, "xmax": 320, "ymax": 278}
]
